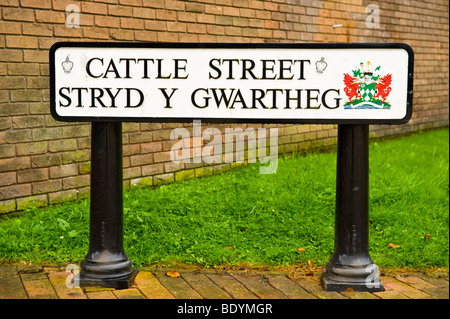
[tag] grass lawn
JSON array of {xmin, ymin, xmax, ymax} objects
[{"xmin": 0, "ymin": 127, "xmax": 448, "ymax": 270}]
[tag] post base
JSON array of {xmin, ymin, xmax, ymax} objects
[
  {"xmin": 78, "ymin": 267, "xmax": 138, "ymax": 290},
  {"xmin": 321, "ymin": 264, "xmax": 384, "ymax": 292}
]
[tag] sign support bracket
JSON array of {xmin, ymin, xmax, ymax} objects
[
  {"xmin": 321, "ymin": 124, "xmax": 383, "ymax": 292},
  {"xmin": 79, "ymin": 122, "xmax": 137, "ymax": 289}
]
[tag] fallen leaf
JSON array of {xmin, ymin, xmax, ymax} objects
[
  {"xmin": 224, "ymin": 246, "xmax": 234, "ymax": 250},
  {"xmin": 166, "ymin": 271, "xmax": 180, "ymax": 278},
  {"xmin": 388, "ymin": 243, "xmax": 400, "ymax": 249},
  {"xmin": 297, "ymin": 248, "xmax": 306, "ymax": 253},
  {"xmin": 307, "ymin": 259, "xmax": 314, "ymax": 266},
  {"xmin": 345, "ymin": 288, "xmax": 355, "ymax": 292}
]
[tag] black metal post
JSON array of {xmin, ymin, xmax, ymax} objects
[
  {"xmin": 79, "ymin": 122, "xmax": 136, "ymax": 289},
  {"xmin": 321, "ymin": 124, "xmax": 383, "ymax": 292}
]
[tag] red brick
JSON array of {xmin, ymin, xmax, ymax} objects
[
  {"xmin": 10, "ymin": 90, "xmax": 41, "ymax": 102},
  {"xmin": 177, "ymin": 11, "xmax": 197, "ymax": 22},
  {"xmin": 132, "ymin": 7, "xmax": 155, "ymax": 19},
  {"xmin": 51, "ymin": 0, "xmax": 80, "ymax": 11},
  {"xmin": 121, "ymin": 18, "xmax": 144, "ymax": 29},
  {"xmin": 32, "ymin": 180, "xmax": 62, "ymax": 195},
  {"xmin": 223, "ymin": 6, "xmax": 240, "ymax": 16},
  {"xmin": 35, "ymin": 10, "xmax": 66, "ymax": 23},
  {"xmin": 0, "ymin": 172, "xmax": 16, "ymax": 187},
  {"xmin": 27, "ymin": 77, "xmax": 50, "ymax": 89},
  {"xmin": 0, "ymin": 21, "xmax": 21, "ymax": 36},
  {"xmin": 6, "ymin": 36, "xmax": 38, "ymax": 49},
  {"xmin": 205, "ymin": 4, "xmax": 223, "ymax": 15},
  {"xmin": 0, "ymin": 130, "xmax": 32, "ymax": 144},
  {"xmin": 0, "ymin": 157, "xmax": 30, "ymax": 172},
  {"xmin": 2, "ymin": 8, "xmax": 35, "ymax": 22},
  {"xmin": 144, "ymin": 20, "xmax": 166, "ymax": 31},
  {"xmin": 48, "ymin": 139, "xmax": 77, "ymax": 153},
  {"xmin": 129, "ymin": 132, "xmax": 152, "ymax": 143},
  {"xmin": 142, "ymin": 0, "xmax": 164, "ymax": 8},
  {"xmin": 95, "ymin": 16, "xmax": 120, "ymax": 28},
  {"xmin": 0, "ymin": 184, "xmax": 32, "ymax": 200},
  {"xmin": 0, "ymin": 49, "xmax": 23, "ymax": 62},
  {"xmin": 31, "ymin": 154, "xmax": 61, "ymax": 168},
  {"xmin": 215, "ymin": 15, "xmax": 233, "ymax": 26},
  {"xmin": 264, "ymin": 20, "xmax": 279, "ymax": 29},
  {"xmin": 188, "ymin": 24, "xmax": 206, "ymax": 34},
  {"xmin": 134, "ymin": 30, "xmax": 157, "ymax": 41},
  {"xmin": 123, "ymin": 144, "xmax": 140, "ymax": 156},
  {"xmin": 130, "ymin": 154, "xmax": 154, "ymax": 166},
  {"xmin": 111, "ymin": 29, "xmax": 135, "ymax": 40},
  {"xmin": 12, "ymin": 116, "xmax": 44, "ymax": 129},
  {"xmin": 164, "ymin": 161, "xmax": 184, "ymax": 173},
  {"xmin": 16, "ymin": 142, "xmax": 47, "ymax": 157},
  {"xmin": 53, "ymin": 25, "xmax": 83, "ymax": 37},
  {"xmin": 264, "ymin": 1, "xmax": 278, "ymax": 11},
  {"xmin": 62, "ymin": 175, "xmax": 90, "ymax": 189},
  {"xmin": 0, "ymin": 145, "xmax": 15, "ymax": 159},
  {"xmin": 123, "ymin": 166, "xmax": 141, "ymax": 180},
  {"xmin": 22, "ymin": 23, "xmax": 54, "ymax": 37},
  {"xmin": 153, "ymin": 151, "xmax": 171, "ymax": 163},
  {"xmin": 167, "ymin": 22, "xmax": 186, "ymax": 32},
  {"xmin": 224, "ymin": 26, "xmax": 241, "ymax": 36},
  {"xmin": 1, "ymin": 0, "xmax": 19, "ymax": 6},
  {"xmin": 0, "ymin": 91, "xmax": 9, "ymax": 103},
  {"xmin": 119, "ymin": 0, "xmax": 142, "ymax": 6},
  {"xmin": 48, "ymin": 189, "xmax": 78, "ymax": 204},
  {"xmin": 108, "ymin": 4, "xmax": 133, "ymax": 17},
  {"xmin": 82, "ymin": 2, "xmax": 108, "ymax": 15},
  {"xmin": 155, "ymin": 10, "xmax": 177, "ymax": 21},
  {"xmin": 8, "ymin": 63, "xmax": 40, "ymax": 76},
  {"xmin": 17, "ymin": 168, "xmax": 49, "ymax": 183},
  {"xmin": 207, "ymin": 25, "xmax": 225, "ymax": 35},
  {"xmin": 233, "ymin": 17, "xmax": 249, "ymax": 27},
  {"xmin": 164, "ymin": 0, "xmax": 185, "ymax": 11},
  {"xmin": 82, "ymin": 27, "xmax": 110, "ymax": 39},
  {"xmin": 142, "ymin": 163, "xmax": 163, "ymax": 175},
  {"xmin": 21, "ymin": 0, "xmax": 52, "ymax": 8},
  {"xmin": 186, "ymin": 2, "xmax": 204, "ymax": 13}
]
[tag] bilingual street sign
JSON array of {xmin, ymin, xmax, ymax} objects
[
  {"xmin": 50, "ymin": 42, "xmax": 413, "ymax": 124},
  {"xmin": 49, "ymin": 42, "xmax": 414, "ymax": 292}
]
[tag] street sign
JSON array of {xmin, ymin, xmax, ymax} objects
[
  {"xmin": 50, "ymin": 42, "xmax": 413, "ymax": 124},
  {"xmin": 48, "ymin": 42, "xmax": 414, "ymax": 292}
]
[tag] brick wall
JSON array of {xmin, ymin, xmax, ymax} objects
[{"xmin": 1, "ymin": 0, "xmax": 449, "ymax": 213}]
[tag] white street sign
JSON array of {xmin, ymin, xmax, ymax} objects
[{"xmin": 50, "ymin": 42, "xmax": 413, "ymax": 124}]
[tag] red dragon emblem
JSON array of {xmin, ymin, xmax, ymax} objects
[
  {"xmin": 343, "ymin": 73, "xmax": 361, "ymax": 102},
  {"xmin": 373, "ymin": 74, "xmax": 392, "ymax": 102},
  {"xmin": 343, "ymin": 63, "xmax": 392, "ymax": 109}
]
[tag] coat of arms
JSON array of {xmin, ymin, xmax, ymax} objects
[{"xmin": 343, "ymin": 61, "xmax": 392, "ymax": 109}]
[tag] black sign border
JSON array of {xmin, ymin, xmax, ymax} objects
[{"xmin": 50, "ymin": 42, "xmax": 414, "ymax": 125}]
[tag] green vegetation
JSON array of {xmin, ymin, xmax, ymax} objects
[{"xmin": 0, "ymin": 128, "xmax": 448, "ymax": 270}]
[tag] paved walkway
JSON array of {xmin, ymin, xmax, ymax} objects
[{"xmin": 0, "ymin": 263, "xmax": 448, "ymax": 300}]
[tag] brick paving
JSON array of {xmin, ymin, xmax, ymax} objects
[{"xmin": 0, "ymin": 263, "xmax": 448, "ymax": 300}]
